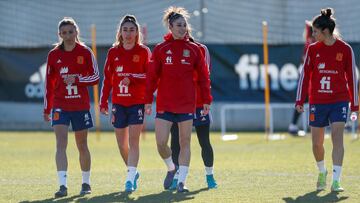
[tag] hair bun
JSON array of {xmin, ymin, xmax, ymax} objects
[
  {"xmin": 321, "ymin": 8, "xmax": 332, "ymax": 18},
  {"xmin": 125, "ymin": 15, "xmax": 136, "ymax": 22}
]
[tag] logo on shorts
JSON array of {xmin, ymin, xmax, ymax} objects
[
  {"xmin": 342, "ymin": 107, "xmax": 347, "ymax": 114},
  {"xmin": 84, "ymin": 113, "xmax": 90, "ymax": 121},
  {"xmin": 138, "ymin": 109, "xmax": 143, "ymax": 120},
  {"xmin": 310, "ymin": 105, "xmax": 316, "ymax": 122},
  {"xmin": 310, "ymin": 113, "xmax": 315, "ymax": 122},
  {"xmin": 53, "ymin": 112, "xmax": 60, "ymax": 121},
  {"xmin": 310, "ymin": 105, "xmax": 316, "ymax": 113}
]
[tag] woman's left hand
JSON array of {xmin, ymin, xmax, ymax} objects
[
  {"xmin": 121, "ymin": 77, "xmax": 130, "ymax": 86},
  {"xmin": 202, "ymin": 104, "xmax": 210, "ymax": 116},
  {"xmin": 64, "ymin": 75, "xmax": 76, "ymax": 84}
]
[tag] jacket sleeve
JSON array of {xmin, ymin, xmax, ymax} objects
[
  {"xmin": 99, "ymin": 50, "xmax": 113, "ymax": 110},
  {"xmin": 295, "ymin": 47, "xmax": 312, "ymax": 107},
  {"xmin": 194, "ymin": 46, "xmax": 212, "ymax": 105},
  {"xmin": 75, "ymin": 48, "xmax": 100, "ymax": 86},
  {"xmin": 145, "ymin": 46, "xmax": 161, "ymax": 104},
  {"xmin": 43, "ymin": 52, "xmax": 56, "ymax": 114},
  {"xmin": 345, "ymin": 46, "xmax": 359, "ymax": 111}
]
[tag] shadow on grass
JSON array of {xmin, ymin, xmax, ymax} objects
[
  {"xmin": 20, "ymin": 194, "xmax": 83, "ymax": 203},
  {"xmin": 283, "ymin": 190, "xmax": 349, "ymax": 203},
  {"xmin": 20, "ymin": 187, "xmax": 209, "ymax": 203}
]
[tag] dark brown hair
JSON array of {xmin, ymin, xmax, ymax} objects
[
  {"xmin": 114, "ymin": 14, "xmax": 141, "ymax": 47},
  {"xmin": 312, "ymin": 8, "xmax": 336, "ymax": 34},
  {"xmin": 162, "ymin": 6, "xmax": 192, "ymax": 33}
]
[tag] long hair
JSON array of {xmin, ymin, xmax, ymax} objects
[
  {"xmin": 113, "ymin": 14, "xmax": 141, "ymax": 47},
  {"xmin": 55, "ymin": 17, "xmax": 82, "ymax": 50}
]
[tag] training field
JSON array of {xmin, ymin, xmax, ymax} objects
[{"xmin": 1, "ymin": 131, "xmax": 360, "ymax": 203}]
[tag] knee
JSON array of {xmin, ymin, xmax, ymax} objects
[
  {"xmin": 179, "ymin": 136, "xmax": 190, "ymax": 147},
  {"xmin": 312, "ymin": 142, "xmax": 323, "ymax": 150},
  {"xmin": 77, "ymin": 142, "xmax": 89, "ymax": 153},
  {"xmin": 118, "ymin": 143, "xmax": 128, "ymax": 153},
  {"xmin": 198, "ymin": 137, "xmax": 211, "ymax": 148},
  {"xmin": 56, "ymin": 141, "xmax": 67, "ymax": 151}
]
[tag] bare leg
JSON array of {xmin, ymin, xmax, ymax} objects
[
  {"xmin": 128, "ymin": 124, "xmax": 142, "ymax": 167},
  {"xmin": 54, "ymin": 125, "xmax": 69, "ymax": 171},
  {"xmin": 311, "ymin": 126, "xmax": 325, "ymax": 162},
  {"xmin": 330, "ymin": 122, "xmax": 345, "ymax": 166},
  {"xmin": 74, "ymin": 129, "xmax": 91, "ymax": 171},
  {"xmin": 115, "ymin": 127, "xmax": 129, "ymax": 165},
  {"xmin": 178, "ymin": 120, "xmax": 193, "ymax": 166},
  {"xmin": 155, "ymin": 118, "xmax": 173, "ymax": 159}
]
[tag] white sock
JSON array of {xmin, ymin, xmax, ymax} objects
[
  {"xmin": 174, "ymin": 168, "xmax": 180, "ymax": 180},
  {"xmin": 163, "ymin": 156, "xmax": 175, "ymax": 171},
  {"xmin": 82, "ymin": 171, "xmax": 90, "ymax": 185},
  {"xmin": 57, "ymin": 171, "xmax": 67, "ymax": 187},
  {"xmin": 333, "ymin": 165, "xmax": 342, "ymax": 182},
  {"xmin": 126, "ymin": 166, "xmax": 137, "ymax": 183},
  {"xmin": 178, "ymin": 165, "xmax": 189, "ymax": 184},
  {"xmin": 205, "ymin": 166, "xmax": 214, "ymax": 175},
  {"xmin": 316, "ymin": 160, "xmax": 326, "ymax": 173}
]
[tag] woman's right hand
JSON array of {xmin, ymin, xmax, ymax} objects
[
  {"xmin": 145, "ymin": 104, "xmax": 152, "ymax": 115},
  {"xmin": 43, "ymin": 113, "xmax": 51, "ymax": 122},
  {"xmin": 295, "ymin": 105, "xmax": 304, "ymax": 113},
  {"xmin": 100, "ymin": 107, "xmax": 109, "ymax": 115}
]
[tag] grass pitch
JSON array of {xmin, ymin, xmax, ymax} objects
[{"xmin": 1, "ymin": 131, "xmax": 360, "ymax": 203}]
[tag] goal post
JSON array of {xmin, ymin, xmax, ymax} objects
[{"xmin": 91, "ymin": 24, "xmax": 101, "ymax": 140}]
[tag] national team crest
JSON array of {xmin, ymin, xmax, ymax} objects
[
  {"xmin": 77, "ymin": 56, "xmax": 84, "ymax": 64},
  {"xmin": 53, "ymin": 112, "xmax": 60, "ymax": 121},
  {"xmin": 310, "ymin": 113, "xmax": 315, "ymax": 122},
  {"xmin": 183, "ymin": 49, "xmax": 190, "ymax": 57},
  {"xmin": 336, "ymin": 53, "xmax": 343, "ymax": 61},
  {"xmin": 133, "ymin": 55, "xmax": 140, "ymax": 62}
]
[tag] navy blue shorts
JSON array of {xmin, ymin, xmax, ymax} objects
[
  {"xmin": 111, "ymin": 104, "xmax": 144, "ymax": 128},
  {"xmin": 309, "ymin": 102, "xmax": 349, "ymax": 127},
  {"xmin": 156, "ymin": 111, "xmax": 194, "ymax": 123},
  {"xmin": 51, "ymin": 108, "xmax": 93, "ymax": 131},
  {"xmin": 193, "ymin": 107, "xmax": 211, "ymax": 126}
]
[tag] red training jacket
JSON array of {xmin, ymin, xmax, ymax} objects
[
  {"xmin": 44, "ymin": 43, "xmax": 99, "ymax": 114},
  {"xmin": 100, "ymin": 44, "xmax": 151, "ymax": 109},
  {"xmin": 145, "ymin": 34, "xmax": 212, "ymax": 113},
  {"xmin": 296, "ymin": 39, "xmax": 358, "ymax": 111}
]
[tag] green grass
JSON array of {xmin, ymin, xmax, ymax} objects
[{"xmin": 1, "ymin": 131, "xmax": 360, "ymax": 203}]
